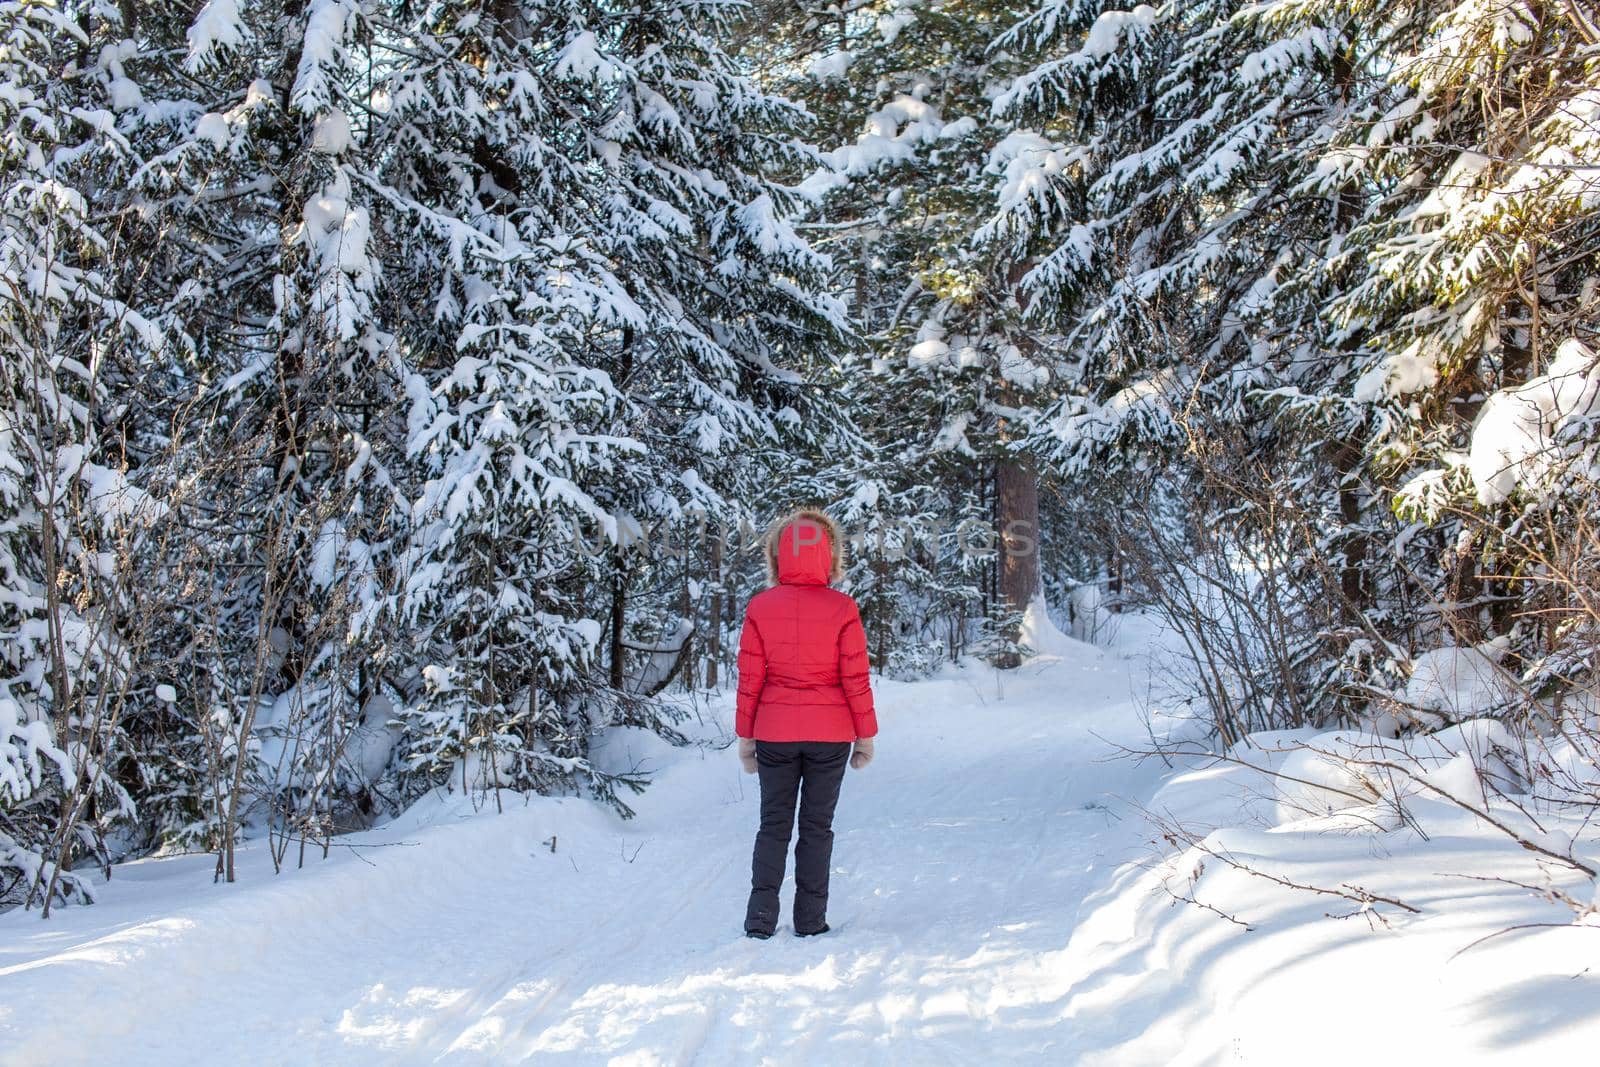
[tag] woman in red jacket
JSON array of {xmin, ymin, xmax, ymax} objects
[{"xmin": 735, "ymin": 509, "xmax": 877, "ymax": 939}]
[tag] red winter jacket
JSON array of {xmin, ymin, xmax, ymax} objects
[{"xmin": 734, "ymin": 514, "xmax": 878, "ymax": 743}]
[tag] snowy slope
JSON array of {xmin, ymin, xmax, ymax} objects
[{"xmin": 3, "ymin": 617, "xmax": 1598, "ymax": 1065}]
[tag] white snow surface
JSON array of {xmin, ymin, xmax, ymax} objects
[
  {"xmin": 1402, "ymin": 640, "xmax": 1516, "ymax": 724},
  {"xmin": 311, "ymin": 108, "xmax": 353, "ymax": 155},
  {"xmin": 806, "ymin": 51, "xmax": 852, "ymax": 81},
  {"xmin": 184, "ymin": 0, "xmax": 248, "ymax": 70},
  {"xmin": 1468, "ymin": 338, "xmax": 1600, "ymax": 504},
  {"xmin": 1080, "ymin": 5, "xmax": 1159, "ymax": 59},
  {"xmin": 4, "ymin": 616, "xmax": 1598, "ymax": 1064},
  {"xmin": 987, "ymin": 130, "xmax": 1079, "ymax": 219}
]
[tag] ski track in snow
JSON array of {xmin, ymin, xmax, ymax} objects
[{"xmin": 6, "ymin": 615, "xmax": 1598, "ymax": 1064}]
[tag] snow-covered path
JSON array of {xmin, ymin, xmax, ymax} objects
[
  {"xmin": 8, "ymin": 621, "xmax": 1598, "ymax": 1065},
  {"xmin": 0, "ymin": 633, "xmax": 1163, "ymax": 1066}
]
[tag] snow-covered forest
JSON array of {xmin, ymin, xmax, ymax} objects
[{"xmin": 3, "ymin": 0, "xmax": 1599, "ymax": 1059}]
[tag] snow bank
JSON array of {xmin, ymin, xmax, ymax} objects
[
  {"xmin": 1106, "ymin": 716, "xmax": 1600, "ymax": 1062},
  {"xmin": 1272, "ymin": 731, "xmax": 1388, "ymax": 825},
  {"xmin": 1535, "ymin": 720, "xmax": 1600, "ymax": 806},
  {"xmin": 1267, "ymin": 720, "xmax": 1524, "ymax": 829},
  {"xmin": 1067, "ymin": 583, "xmax": 1115, "ymax": 643},
  {"xmin": 1400, "ymin": 640, "xmax": 1516, "ymax": 726},
  {"xmin": 1020, "ymin": 596, "xmax": 1095, "ymax": 660},
  {"xmin": 1148, "ymin": 728, "xmax": 1320, "ymax": 831}
]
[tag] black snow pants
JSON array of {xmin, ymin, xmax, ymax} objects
[{"xmin": 745, "ymin": 740, "xmax": 851, "ymax": 936}]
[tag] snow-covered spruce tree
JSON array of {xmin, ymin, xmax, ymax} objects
[
  {"xmin": 576, "ymin": 0, "xmax": 849, "ymax": 698},
  {"xmin": 738, "ymin": 0, "xmax": 1072, "ymax": 668},
  {"xmin": 1340, "ymin": 1, "xmax": 1600, "ymax": 712},
  {"xmin": 85, "ymin": 0, "xmax": 417, "ymax": 877},
  {"xmin": 989, "ymin": 1, "xmax": 1448, "ymax": 722},
  {"xmin": 0, "ymin": 0, "xmax": 849, "ymax": 888},
  {"xmin": 325, "ymin": 0, "xmax": 649, "ymax": 810},
  {"xmin": 989, "ymin": 1, "xmax": 1212, "ymax": 476},
  {"xmin": 991, "ymin": 0, "xmax": 1599, "ymax": 730},
  {"xmin": 362, "ymin": 0, "xmax": 844, "ymax": 811},
  {"xmin": 0, "ymin": 0, "xmax": 172, "ymax": 906}
]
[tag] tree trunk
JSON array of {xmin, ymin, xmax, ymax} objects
[
  {"xmin": 704, "ymin": 531, "xmax": 723, "ymax": 688},
  {"xmin": 1328, "ymin": 35, "xmax": 1372, "ymax": 630},
  {"xmin": 1330, "ymin": 435, "xmax": 1369, "ymax": 620},
  {"xmin": 995, "ymin": 453, "xmax": 1039, "ymax": 669},
  {"xmin": 678, "ymin": 552, "xmax": 694, "ymax": 692},
  {"xmin": 609, "ymin": 552, "xmax": 627, "ymax": 690},
  {"xmin": 1441, "ymin": 528, "xmax": 1483, "ymax": 645}
]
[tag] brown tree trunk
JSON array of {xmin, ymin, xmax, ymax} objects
[
  {"xmin": 678, "ymin": 552, "xmax": 694, "ymax": 692},
  {"xmin": 1326, "ymin": 36, "xmax": 1373, "ymax": 631},
  {"xmin": 1330, "ymin": 435, "xmax": 1368, "ymax": 619},
  {"xmin": 995, "ymin": 453, "xmax": 1040, "ymax": 668},
  {"xmin": 994, "ymin": 256, "xmax": 1042, "ymax": 667},
  {"xmin": 609, "ymin": 552, "xmax": 627, "ymax": 690},
  {"xmin": 994, "ymin": 257, "xmax": 1044, "ymax": 668},
  {"xmin": 869, "ymin": 554, "xmax": 891, "ymax": 672},
  {"xmin": 1106, "ymin": 546, "xmax": 1123, "ymax": 609},
  {"xmin": 1442, "ymin": 529, "xmax": 1483, "ymax": 645}
]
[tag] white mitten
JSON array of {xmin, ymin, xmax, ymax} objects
[
  {"xmin": 850, "ymin": 736, "xmax": 875, "ymax": 770},
  {"xmin": 738, "ymin": 737, "xmax": 758, "ymax": 774}
]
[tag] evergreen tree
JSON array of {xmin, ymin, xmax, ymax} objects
[
  {"xmin": 1342, "ymin": 1, "xmax": 1600, "ymax": 696},
  {"xmin": 741, "ymin": 0, "xmax": 1070, "ymax": 668},
  {"xmin": 1, "ymin": 0, "xmax": 162, "ymax": 904},
  {"xmin": 992, "ymin": 0, "xmax": 1599, "ymax": 727}
]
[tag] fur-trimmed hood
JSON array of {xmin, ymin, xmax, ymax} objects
[{"xmin": 764, "ymin": 509, "xmax": 846, "ymax": 587}]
